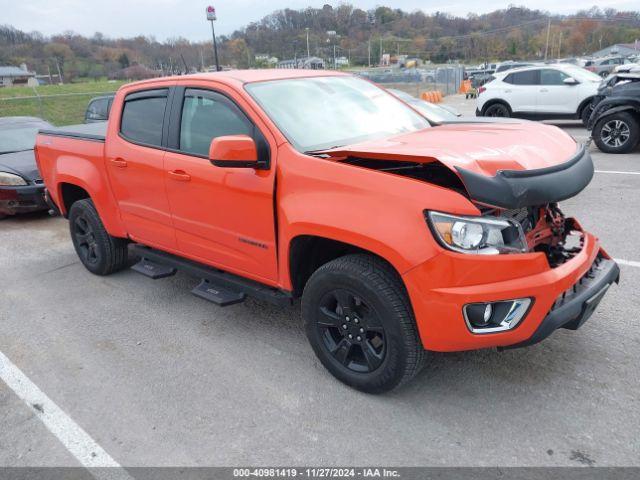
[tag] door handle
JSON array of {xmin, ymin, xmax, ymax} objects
[
  {"xmin": 168, "ymin": 170, "xmax": 191, "ymax": 182},
  {"xmin": 540, "ymin": 88, "xmax": 548, "ymax": 92},
  {"xmin": 504, "ymin": 89, "xmax": 512, "ymax": 93},
  {"xmin": 110, "ymin": 158, "xmax": 128, "ymax": 168}
]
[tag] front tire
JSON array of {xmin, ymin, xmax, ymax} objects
[
  {"xmin": 68, "ymin": 199, "xmax": 128, "ymax": 275},
  {"xmin": 580, "ymin": 101, "xmax": 595, "ymax": 127},
  {"xmin": 302, "ymin": 254, "xmax": 426, "ymax": 393},
  {"xmin": 592, "ymin": 112, "xmax": 640, "ymax": 154}
]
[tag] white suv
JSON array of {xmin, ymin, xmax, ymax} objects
[{"xmin": 476, "ymin": 64, "xmax": 602, "ymax": 125}]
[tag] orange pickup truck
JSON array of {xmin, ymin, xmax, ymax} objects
[{"xmin": 36, "ymin": 70, "xmax": 619, "ymax": 393}]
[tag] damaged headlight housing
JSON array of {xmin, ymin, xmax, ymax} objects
[
  {"xmin": 426, "ymin": 211, "xmax": 527, "ymax": 255},
  {"xmin": 0, "ymin": 172, "xmax": 28, "ymax": 186}
]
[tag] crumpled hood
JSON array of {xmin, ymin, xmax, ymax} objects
[
  {"xmin": 320, "ymin": 121, "xmax": 578, "ymax": 177},
  {"xmin": 0, "ymin": 149, "xmax": 40, "ymax": 182}
]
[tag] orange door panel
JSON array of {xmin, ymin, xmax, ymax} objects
[
  {"xmin": 106, "ymin": 143, "xmax": 175, "ymax": 248},
  {"xmin": 163, "ymin": 86, "xmax": 278, "ymax": 282},
  {"xmin": 105, "ymin": 87, "xmax": 176, "ymax": 249},
  {"xmin": 164, "ymin": 152, "xmax": 277, "ymax": 281}
]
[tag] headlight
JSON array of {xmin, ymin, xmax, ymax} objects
[
  {"xmin": 0, "ymin": 172, "xmax": 28, "ymax": 186},
  {"xmin": 426, "ymin": 211, "xmax": 527, "ymax": 255}
]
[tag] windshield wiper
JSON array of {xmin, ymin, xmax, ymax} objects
[{"xmin": 304, "ymin": 145, "xmax": 345, "ymax": 156}]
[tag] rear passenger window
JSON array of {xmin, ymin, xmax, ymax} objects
[
  {"xmin": 120, "ymin": 89, "xmax": 168, "ymax": 146},
  {"xmin": 179, "ymin": 89, "xmax": 252, "ymax": 156},
  {"xmin": 510, "ymin": 70, "xmax": 539, "ymax": 85}
]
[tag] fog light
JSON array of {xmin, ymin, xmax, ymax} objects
[{"xmin": 463, "ymin": 299, "xmax": 532, "ymax": 334}]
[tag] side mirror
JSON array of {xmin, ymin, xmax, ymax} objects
[
  {"xmin": 563, "ymin": 77, "xmax": 579, "ymax": 85},
  {"xmin": 209, "ymin": 135, "xmax": 266, "ymax": 169}
]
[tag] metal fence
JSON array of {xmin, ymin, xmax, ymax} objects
[
  {"xmin": 355, "ymin": 65, "xmax": 465, "ymax": 98},
  {"xmin": 0, "ymin": 90, "xmax": 117, "ymax": 126}
]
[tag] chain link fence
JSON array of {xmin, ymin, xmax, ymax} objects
[
  {"xmin": 355, "ymin": 65, "xmax": 465, "ymax": 98},
  {"xmin": 0, "ymin": 89, "xmax": 117, "ymax": 126}
]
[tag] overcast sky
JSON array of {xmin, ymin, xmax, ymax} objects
[{"xmin": 1, "ymin": 0, "xmax": 637, "ymax": 41}]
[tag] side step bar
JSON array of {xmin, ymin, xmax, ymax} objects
[{"xmin": 131, "ymin": 245, "xmax": 292, "ymax": 308}]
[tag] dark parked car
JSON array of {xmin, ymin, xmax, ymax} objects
[
  {"xmin": 85, "ymin": 94, "xmax": 114, "ymax": 123},
  {"xmin": 588, "ymin": 73, "xmax": 640, "ymax": 154},
  {"xmin": 0, "ymin": 117, "xmax": 52, "ymax": 218}
]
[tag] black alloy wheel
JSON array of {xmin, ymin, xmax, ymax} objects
[
  {"xmin": 317, "ymin": 288, "xmax": 386, "ymax": 373},
  {"xmin": 72, "ymin": 213, "xmax": 100, "ymax": 267},
  {"xmin": 68, "ymin": 199, "xmax": 128, "ymax": 275}
]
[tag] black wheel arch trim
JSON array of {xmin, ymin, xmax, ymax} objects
[
  {"xmin": 588, "ymin": 97, "xmax": 640, "ymax": 129},
  {"xmin": 590, "ymin": 105, "xmax": 640, "ymax": 130},
  {"xmin": 454, "ymin": 144, "xmax": 594, "ymax": 209}
]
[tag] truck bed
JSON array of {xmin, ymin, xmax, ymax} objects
[{"xmin": 39, "ymin": 122, "xmax": 107, "ymax": 142}]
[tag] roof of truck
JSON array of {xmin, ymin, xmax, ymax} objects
[{"xmin": 125, "ymin": 69, "xmax": 347, "ymax": 89}]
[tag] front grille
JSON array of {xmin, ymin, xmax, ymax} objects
[
  {"xmin": 551, "ymin": 254, "xmax": 604, "ymax": 311},
  {"xmin": 502, "ymin": 207, "xmax": 535, "ymax": 233}
]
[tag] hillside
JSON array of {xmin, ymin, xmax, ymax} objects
[{"xmin": 0, "ymin": 4, "xmax": 639, "ymax": 81}]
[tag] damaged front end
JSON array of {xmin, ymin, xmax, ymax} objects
[
  {"xmin": 453, "ymin": 144, "xmax": 594, "ymax": 210},
  {"xmin": 484, "ymin": 204, "xmax": 586, "ymax": 268},
  {"xmin": 330, "ymin": 143, "xmax": 595, "ymax": 268}
]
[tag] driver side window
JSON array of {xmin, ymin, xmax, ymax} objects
[
  {"xmin": 540, "ymin": 69, "xmax": 570, "ymax": 85},
  {"xmin": 179, "ymin": 89, "xmax": 252, "ymax": 156}
]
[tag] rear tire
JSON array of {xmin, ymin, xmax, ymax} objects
[
  {"xmin": 68, "ymin": 199, "xmax": 128, "ymax": 275},
  {"xmin": 592, "ymin": 112, "xmax": 640, "ymax": 154},
  {"xmin": 301, "ymin": 254, "xmax": 426, "ymax": 393},
  {"xmin": 483, "ymin": 102, "xmax": 511, "ymax": 117}
]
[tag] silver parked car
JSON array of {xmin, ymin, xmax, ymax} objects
[{"xmin": 585, "ymin": 56, "xmax": 632, "ymax": 78}]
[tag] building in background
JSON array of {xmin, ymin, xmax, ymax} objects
[
  {"xmin": 592, "ymin": 42, "xmax": 640, "ymax": 58},
  {"xmin": 0, "ymin": 64, "xmax": 37, "ymax": 87},
  {"xmin": 255, "ymin": 54, "xmax": 279, "ymax": 67},
  {"xmin": 277, "ymin": 56, "xmax": 325, "ymax": 69}
]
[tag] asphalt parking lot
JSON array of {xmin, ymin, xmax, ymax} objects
[{"xmin": 1, "ymin": 95, "xmax": 639, "ymax": 468}]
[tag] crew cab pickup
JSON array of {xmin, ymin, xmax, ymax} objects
[{"xmin": 36, "ymin": 70, "xmax": 619, "ymax": 393}]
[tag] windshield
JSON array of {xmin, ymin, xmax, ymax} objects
[
  {"xmin": 0, "ymin": 127, "xmax": 39, "ymax": 154},
  {"xmin": 564, "ymin": 66, "xmax": 602, "ymax": 82},
  {"xmin": 246, "ymin": 76, "xmax": 430, "ymax": 152}
]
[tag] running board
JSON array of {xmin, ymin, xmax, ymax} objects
[
  {"xmin": 191, "ymin": 280, "xmax": 246, "ymax": 306},
  {"xmin": 131, "ymin": 258, "xmax": 177, "ymax": 279},
  {"xmin": 131, "ymin": 245, "xmax": 292, "ymax": 307}
]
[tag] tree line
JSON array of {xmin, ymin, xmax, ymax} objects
[{"xmin": 1, "ymin": 4, "xmax": 639, "ymax": 82}]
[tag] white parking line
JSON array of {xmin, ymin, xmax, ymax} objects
[
  {"xmin": 595, "ymin": 170, "xmax": 640, "ymax": 176},
  {"xmin": 615, "ymin": 258, "xmax": 640, "ymax": 268},
  {"xmin": 0, "ymin": 349, "xmax": 122, "ymax": 469}
]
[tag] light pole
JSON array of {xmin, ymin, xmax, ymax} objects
[
  {"xmin": 327, "ymin": 31, "xmax": 338, "ymax": 70},
  {"xmin": 207, "ymin": 6, "xmax": 220, "ymax": 71},
  {"xmin": 306, "ymin": 28, "xmax": 310, "ymax": 60},
  {"xmin": 544, "ymin": 17, "xmax": 551, "ymax": 61}
]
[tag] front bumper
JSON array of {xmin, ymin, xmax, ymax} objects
[
  {"xmin": 505, "ymin": 255, "xmax": 619, "ymax": 349},
  {"xmin": 403, "ymin": 225, "xmax": 619, "ymax": 352},
  {"xmin": 0, "ymin": 183, "xmax": 48, "ymax": 216}
]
